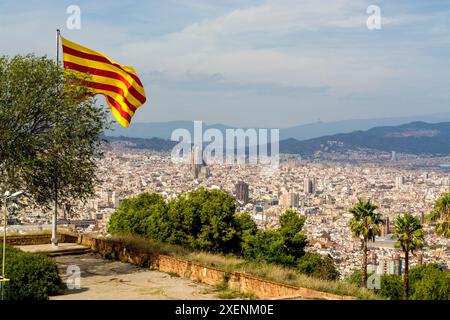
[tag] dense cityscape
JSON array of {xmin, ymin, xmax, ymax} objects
[{"xmin": 11, "ymin": 140, "xmax": 450, "ymax": 280}]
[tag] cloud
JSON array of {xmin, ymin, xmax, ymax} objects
[
  {"xmin": 117, "ymin": 0, "xmax": 402, "ymax": 96},
  {"xmin": 0, "ymin": 0, "xmax": 449, "ymax": 125}
]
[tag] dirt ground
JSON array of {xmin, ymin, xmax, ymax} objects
[{"xmin": 51, "ymin": 253, "xmax": 220, "ymax": 300}]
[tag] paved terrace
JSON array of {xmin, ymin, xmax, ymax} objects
[{"xmin": 18, "ymin": 244, "xmax": 220, "ymax": 300}]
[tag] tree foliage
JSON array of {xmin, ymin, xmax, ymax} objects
[
  {"xmin": 394, "ymin": 213, "xmax": 424, "ymax": 299},
  {"xmin": 378, "ymin": 274, "xmax": 403, "ymax": 300},
  {"xmin": 409, "ymin": 263, "xmax": 450, "ymax": 300},
  {"xmin": 297, "ymin": 252, "xmax": 340, "ymax": 280},
  {"xmin": 108, "ymin": 188, "xmax": 243, "ymax": 254},
  {"xmin": 428, "ymin": 192, "xmax": 450, "ymax": 238},
  {"xmin": 244, "ymin": 210, "xmax": 308, "ymax": 267},
  {"xmin": 0, "ymin": 54, "xmax": 109, "ymax": 212},
  {"xmin": 0, "ymin": 245, "xmax": 63, "ymax": 300},
  {"xmin": 348, "ymin": 198, "xmax": 382, "ymax": 287}
]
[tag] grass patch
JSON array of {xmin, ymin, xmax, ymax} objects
[
  {"xmin": 107, "ymin": 234, "xmax": 190, "ymax": 258},
  {"xmin": 6, "ymin": 228, "xmax": 76, "ymax": 237},
  {"xmin": 6, "ymin": 229, "xmax": 52, "ymax": 236},
  {"xmin": 167, "ymin": 272, "xmax": 180, "ymax": 278},
  {"xmin": 215, "ymin": 288, "xmax": 257, "ymax": 300}
]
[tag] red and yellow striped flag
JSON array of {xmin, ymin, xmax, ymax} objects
[{"xmin": 61, "ymin": 37, "xmax": 147, "ymax": 128}]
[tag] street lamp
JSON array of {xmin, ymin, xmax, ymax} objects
[{"xmin": 1, "ymin": 190, "xmax": 24, "ymax": 300}]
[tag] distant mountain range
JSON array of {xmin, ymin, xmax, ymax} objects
[
  {"xmin": 106, "ymin": 121, "xmax": 450, "ymax": 156},
  {"xmin": 105, "ymin": 113, "xmax": 450, "ymax": 141},
  {"xmin": 279, "ymin": 121, "xmax": 450, "ymax": 156}
]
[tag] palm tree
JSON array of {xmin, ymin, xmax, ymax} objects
[
  {"xmin": 428, "ymin": 192, "xmax": 450, "ymax": 238},
  {"xmin": 394, "ymin": 214, "xmax": 424, "ymax": 300},
  {"xmin": 349, "ymin": 198, "xmax": 383, "ymax": 287}
]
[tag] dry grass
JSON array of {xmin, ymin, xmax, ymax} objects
[
  {"xmin": 5, "ymin": 229, "xmax": 52, "ymax": 236},
  {"xmin": 108, "ymin": 234, "xmax": 190, "ymax": 257},
  {"xmin": 185, "ymin": 251, "xmax": 378, "ymax": 300},
  {"xmin": 5, "ymin": 228, "xmax": 75, "ymax": 237}
]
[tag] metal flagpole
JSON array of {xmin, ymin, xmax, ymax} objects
[
  {"xmin": 51, "ymin": 29, "xmax": 61, "ymax": 249},
  {"xmin": 56, "ymin": 29, "xmax": 61, "ymax": 65},
  {"xmin": 1, "ymin": 198, "xmax": 6, "ymax": 299}
]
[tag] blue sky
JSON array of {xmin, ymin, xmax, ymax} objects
[{"xmin": 0, "ymin": 0, "xmax": 449, "ymax": 127}]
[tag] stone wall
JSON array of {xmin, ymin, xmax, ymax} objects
[
  {"xmin": 78, "ymin": 235, "xmax": 353, "ymax": 300},
  {"xmin": 6, "ymin": 233, "xmax": 78, "ymax": 245},
  {"xmin": 77, "ymin": 235, "xmax": 158, "ymax": 267}
]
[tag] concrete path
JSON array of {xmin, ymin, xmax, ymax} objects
[{"xmin": 51, "ymin": 253, "xmax": 220, "ymax": 300}]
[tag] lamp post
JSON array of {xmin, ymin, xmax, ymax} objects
[{"xmin": 1, "ymin": 190, "xmax": 24, "ymax": 300}]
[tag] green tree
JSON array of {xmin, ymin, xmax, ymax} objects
[
  {"xmin": 244, "ymin": 210, "xmax": 307, "ymax": 267},
  {"xmin": 279, "ymin": 210, "xmax": 308, "ymax": 260},
  {"xmin": 297, "ymin": 252, "xmax": 340, "ymax": 280},
  {"xmin": 378, "ymin": 274, "xmax": 403, "ymax": 300},
  {"xmin": 165, "ymin": 195, "xmax": 200, "ymax": 247},
  {"xmin": 235, "ymin": 212, "xmax": 258, "ymax": 254},
  {"xmin": 394, "ymin": 214, "xmax": 424, "ymax": 300},
  {"xmin": 187, "ymin": 188, "xmax": 239, "ymax": 252},
  {"xmin": 108, "ymin": 193, "xmax": 167, "ymax": 236},
  {"xmin": 244, "ymin": 230, "xmax": 297, "ymax": 266},
  {"xmin": 0, "ymin": 54, "xmax": 109, "ymax": 245},
  {"xmin": 349, "ymin": 199, "xmax": 383, "ymax": 288},
  {"xmin": 428, "ymin": 192, "xmax": 450, "ymax": 238},
  {"xmin": 345, "ymin": 269, "xmax": 364, "ymax": 287},
  {"xmin": 409, "ymin": 263, "xmax": 450, "ymax": 300}
]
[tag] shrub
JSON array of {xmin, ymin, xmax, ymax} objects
[
  {"xmin": 345, "ymin": 269, "xmax": 364, "ymax": 287},
  {"xmin": 107, "ymin": 192, "xmax": 168, "ymax": 236},
  {"xmin": 244, "ymin": 230, "xmax": 297, "ymax": 266},
  {"xmin": 409, "ymin": 263, "xmax": 450, "ymax": 300},
  {"xmin": 297, "ymin": 253, "xmax": 340, "ymax": 281},
  {"xmin": 108, "ymin": 188, "xmax": 248, "ymax": 254},
  {"xmin": 244, "ymin": 210, "xmax": 307, "ymax": 267},
  {"xmin": 378, "ymin": 274, "xmax": 403, "ymax": 300},
  {"xmin": 0, "ymin": 246, "xmax": 63, "ymax": 300}
]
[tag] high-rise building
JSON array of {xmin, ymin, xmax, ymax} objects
[
  {"xmin": 390, "ymin": 151, "xmax": 397, "ymax": 162},
  {"xmin": 101, "ymin": 188, "xmax": 112, "ymax": 204},
  {"xmin": 442, "ymin": 177, "xmax": 450, "ymax": 187},
  {"xmin": 111, "ymin": 191, "xmax": 121, "ymax": 209},
  {"xmin": 393, "ymin": 254, "xmax": 402, "ymax": 275},
  {"xmin": 378, "ymin": 254, "xmax": 403, "ymax": 276},
  {"xmin": 235, "ymin": 181, "xmax": 250, "ymax": 204},
  {"xmin": 385, "ymin": 216, "xmax": 390, "ymax": 235},
  {"xmin": 395, "ymin": 176, "xmax": 405, "ymax": 189},
  {"xmin": 304, "ymin": 178, "xmax": 316, "ymax": 194},
  {"xmin": 280, "ymin": 191, "xmax": 299, "ymax": 209},
  {"xmin": 191, "ymin": 146, "xmax": 202, "ymax": 178},
  {"xmin": 380, "ymin": 216, "xmax": 390, "ymax": 236},
  {"xmin": 190, "ymin": 146, "xmax": 210, "ymax": 179}
]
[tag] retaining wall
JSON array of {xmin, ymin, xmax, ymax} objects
[
  {"xmin": 6, "ymin": 233, "xmax": 78, "ymax": 245},
  {"xmin": 78, "ymin": 235, "xmax": 353, "ymax": 300}
]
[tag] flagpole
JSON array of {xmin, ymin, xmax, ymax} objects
[
  {"xmin": 52, "ymin": 29, "xmax": 61, "ymax": 249},
  {"xmin": 56, "ymin": 29, "xmax": 61, "ymax": 65}
]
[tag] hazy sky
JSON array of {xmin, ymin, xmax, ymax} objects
[{"xmin": 1, "ymin": 0, "xmax": 449, "ymax": 127}]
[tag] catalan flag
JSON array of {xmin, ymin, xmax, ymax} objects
[{"xmin": 61, "ymin": 37, "xmax": 147, "ymax": 128}]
